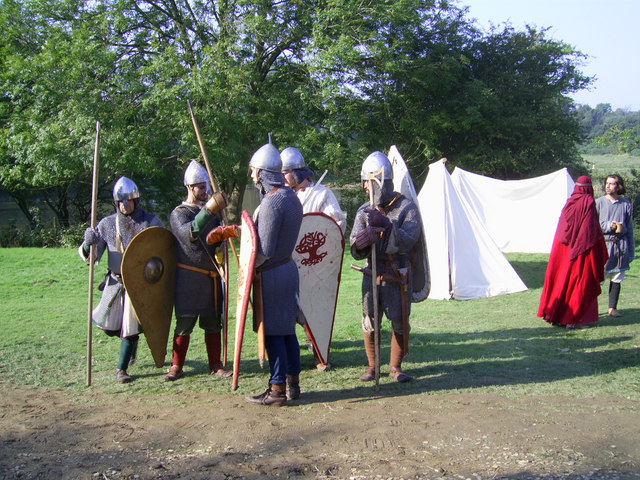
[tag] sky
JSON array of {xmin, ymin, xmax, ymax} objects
[{"xmin": 459, "ymin": 0, "xmax": 640, "ymax": 111}]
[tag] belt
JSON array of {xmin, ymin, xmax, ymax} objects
[{"xmin": 177, "ymin": 263, "xmax": 219, "ymax": 278}]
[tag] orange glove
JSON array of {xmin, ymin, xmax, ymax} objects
[{"xmin": 206, "ymin": 225, "xmax": 240, "ymax": 244}]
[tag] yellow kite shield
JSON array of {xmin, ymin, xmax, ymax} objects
[
  {"xmin": 233, "ymin": 210, "xmax": 258, "ymax": 391},
  {"xmin": 292, "ymin": 212, "xmax": 345, "ymax": 365},
  {"xmin": 122, "ymin": 226, "xmax": 176, "ymax": 368}
]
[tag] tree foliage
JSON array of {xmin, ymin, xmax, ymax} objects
[
  {"xmin": 1, "ymin": 0, "xmax": 595, "ymax": 227},
  {"xmin": 576, "ymin": 104, "xmax": 640, "ymax": 155}
]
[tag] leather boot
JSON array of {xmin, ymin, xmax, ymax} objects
[
  {"xmin": 116, "ymin": 369, "xmax": 132, "ymax": 383},
  {"xmin": 360, "ymin": 331, "xmax": 376, "ymax": 381},
  {"xmin": 205, "ymin": 332, "xmax": 232, "ymax": 377},
  {"xmin": 245, "ymin": 384, "xmax": 287, "ymax": 406},
  {"xmin": 164, "ymin": 335, "xmax": 189, "ymax": 381},
  {"xmin": 389, "ymin": 332, "xmax": 412, "ymax": 382},
  {"xmin": 286, "ymin": 375, "xmax": 300, "ymax": 400}
]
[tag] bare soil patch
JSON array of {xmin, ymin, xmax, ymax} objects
[{"xmin": 1, "ymin": 384, "xmax": 639, "ymax": 480}]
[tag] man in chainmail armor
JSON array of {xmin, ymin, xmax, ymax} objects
[
  {"xmin": 80, "ymin": 177, "xmax": 163, "ymax": 383},
  {"xmin": 350, "ymin": 151, "xmax": 423, "ymax": 383},
  {"xmin": 245, "ymin": 143, "xmax": 304, "ymax": 406},
  {"xmin": 164, "ymin": 160, "xmax": 239, "ymax": 381}
]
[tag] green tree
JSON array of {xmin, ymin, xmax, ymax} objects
[{"xmin": 1, "ymin": 0, "xmax": 597, "ymax": 230}]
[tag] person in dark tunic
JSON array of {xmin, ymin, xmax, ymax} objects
[
  {"xmin": 80, "ymin": 177, "xmax": 163, "ymax": 383},
  {"xmin": 350, "ymin": 151, "xmax": 424, "ymax": 383},
  {"xmin": 164, "ymin": 160, "xmax": 238, "ymax": 381},
  {"xmin": 245, "ymin": 143, "xmax": 304, "ymax": 406}
]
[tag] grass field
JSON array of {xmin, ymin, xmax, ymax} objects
[{"xmin": 0, "ymin": 244, "xmax": 638, "ymax": 401}]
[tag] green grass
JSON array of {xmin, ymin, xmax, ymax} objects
[
  {"xmin": 582, "ymin": 153, "xmax": 640, "ymax": 196},
  {"xmin": 0, "ymin": 245, "xmax": 638, "ymax": 401},
  {"xmin": 582, "ymin": 153, "xmax": 640, "ymax": 174}
]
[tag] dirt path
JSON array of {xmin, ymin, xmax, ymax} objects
[{"xmin": 1, "ymin": 385, "xmax": 638, "ymax": 480}]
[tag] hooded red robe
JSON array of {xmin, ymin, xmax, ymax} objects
[{"xmin": 538, "ymin": 176, "xmax": 608, "ymax": 326}]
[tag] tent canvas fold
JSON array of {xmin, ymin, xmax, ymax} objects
[
  {"xmin": 451, "ymin": 167, "xmax": 574, "ymax": 253},
  {"xmin": 417, "ymin": 159, "xmax": 528, "ymax": 300}
]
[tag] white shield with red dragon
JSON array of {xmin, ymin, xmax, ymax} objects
[{"xmin": 292, "ymin": 212, "xmax": 345, "ymax": 366}]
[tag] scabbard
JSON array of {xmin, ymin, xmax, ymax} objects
[
  {"xmin": 399, "ymin": 273, "xmax": 410, "ymax": 356},
  {"xmin": 252, "ymin": 272, "xmax": 267, "ymax": 368}
]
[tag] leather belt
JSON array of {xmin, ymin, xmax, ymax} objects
[{"xmin": 177, "ymin": 263, "xmax": 219, "ymax": 278}]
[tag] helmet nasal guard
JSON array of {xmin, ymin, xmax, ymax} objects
[{"xmin": 360, "ymin": 151, "xmax": 393, "ymax": 182}]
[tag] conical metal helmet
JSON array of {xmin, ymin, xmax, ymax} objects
[
  {"xmin": 113, "ymin": 176, "xmax": 140, "ymax": 202},
  {"xmin": 183, "ymin": 159, "xmax": 212, "ymax": 194},
  {"xmin": 360, "ymin": 151, "xmax": 393, "ymax": 182},
  {"xmin": 183, "ymin": 159, "xmax": 208, "ymax": 186},
  {"xmin": 249, "ymin": 143, "xmax": 282, "ymax": 173},
  {"xmin": 281, "ymin": 147, "xmax": 306, "ymax": 172}
]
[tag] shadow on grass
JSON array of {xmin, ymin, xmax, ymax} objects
[
  {"xmin": 293, "ymin": 314, "xmax": 640, "ymax": 404},
  {"xmin": 509, "ymin": 259, "xmax": 548, "ymax": 290}
]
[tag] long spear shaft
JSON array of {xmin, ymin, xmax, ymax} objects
[
  {"xmin": 187, "ymin": 100, "xmax": 220, "ymax": 193},
  {"xmin": 87, "ymin": 121, "xmax": 100, "ymax": 387},
  {"xmin": 187, "ymin": 100, "xmax": 239, "ymax": 260},
  {"xmin": 187, "ymin": 100, "xmax": 237, "ymax": 366},
  {"xmin": 368, "ymin": 168, "xmax": 384, "ymax": 388}
]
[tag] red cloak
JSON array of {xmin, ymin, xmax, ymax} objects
[{"xmin": 538, "ymin": 177, "xmax": 608, "ymax": 326}]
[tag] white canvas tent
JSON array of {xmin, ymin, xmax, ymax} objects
[
  {"xmin": 417, "ymin": 159, "xmax": 528, "ymax": 300},
  {"xmin": 451, "ymin": 168, "xmax": 574, "ymax": 253}
]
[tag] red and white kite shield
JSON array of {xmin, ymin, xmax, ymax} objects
[
  {"xmin": 292, "ymin": 212, "xmax": 345, "ymax": 365},
  {"xmin": 232, "ymin": 210, "xmax": 258, "ymax": 391}
]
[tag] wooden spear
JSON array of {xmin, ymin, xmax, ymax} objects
[
  {"xmin": 86, "ymin": 121, "xmax": 100, "ymax": 387},
  {"xmin": 187, "ymin": 100, "xmax": 238, "ymax": 366},
  {"xmin": 367, "ymin": 167, "xmax": 385, "ymax": 388}
]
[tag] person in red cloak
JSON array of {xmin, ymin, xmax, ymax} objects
[{"xmin": 538, "ymin": 176, "xmax": 608, "ymax": 329}]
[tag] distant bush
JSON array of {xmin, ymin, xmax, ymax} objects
[{"xmin": 0, "ymin": 223, "xmax": 83, "ymax": 248}]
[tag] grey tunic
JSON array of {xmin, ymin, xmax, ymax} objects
[
  {"xmin": 255, "ymin": 171, "xmax": 303, "ymax": 336},
  {"xmin": 170, "ymin": 203, "xmax": 223, "ymax": 317},
  {"xmin": 596, "ymin": 196, "xmax": 635, "ymax": 273},
  {"xmin": 350, "ymin": 193, "xmax": 422, "ymax": 326}
]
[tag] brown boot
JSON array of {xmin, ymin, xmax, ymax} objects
[
  {"xmin": 390, "ymin": 332, "xmax": 412, "ymax": 382},
  {"xmin": 116, "ymin": 369, "xmax": 133, "ymax": 383},
  {"xmin": 360, "ymin": 331, "xmax": 376, "ymax": 381},
  {"xmin": 286, "ymin": 375, "xmax": 300, "ymax": 400},
  {"xmin": 164, "ymin": 335, "xmax": 189, "ymax": 381},
  {"xmin": 164, "ymin": 364, "xmax": 184, "ymax": 381},
  {"xmin": 245, "ymin": 384, "xmax": 287, "ymax": 406}
]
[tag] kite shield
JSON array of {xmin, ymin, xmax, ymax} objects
[
  {"xmin": 233, "ymin": 210, "xmax": 258, "ymax": 391},
  {"xmin": 292, "ymin": 212, "xmax": 345, "ymax": 365},
  {"xmin": 121, "ymin": 226, "xmax": 176, "ymax": 368},
  {"xmin": 389, "ymin": 146, "xmax": 430, "ymax": 302}
]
